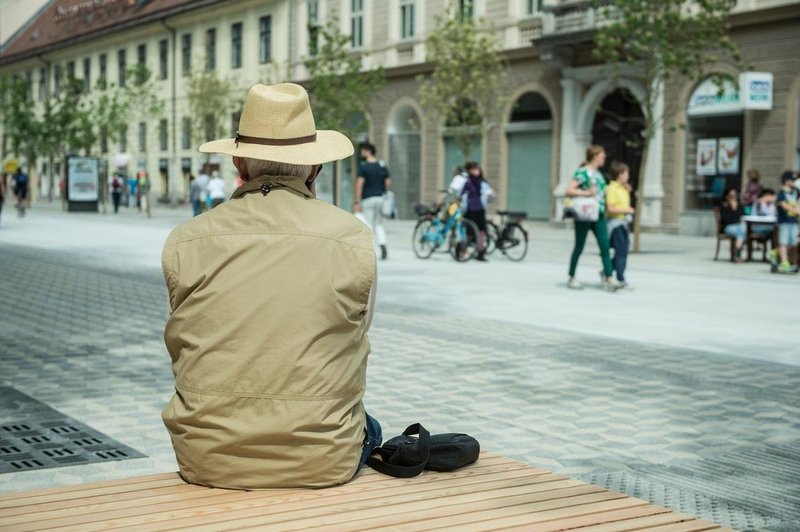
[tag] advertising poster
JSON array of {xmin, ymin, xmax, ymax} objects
[
  {"xmin": 696, "ymin": 138, "xmax": 717, "ymax": 176},
  {"xmin": 68, "ymin": 157, "xmax": 99, "ymax": 201},
  {"xmin": 717, "ymin": 137, "xmax": 740, "ymax": 175}
]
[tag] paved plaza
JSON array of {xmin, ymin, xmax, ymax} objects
[{"xmin": 0, "ymin": 203, "xmax": 799, "ymax": 531}]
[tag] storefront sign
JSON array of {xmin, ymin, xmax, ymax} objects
[
  {"xmin": 68, "ymin": 157, "xmax": 99, "ymax": 201},
  {"xmin": 717, "ymin": 137, "xmax": 740, "ymax": 175},
  {"xmin": 696, "ymin": 139, "xmax": 717, "ymax": 176},
  {"xmin": 739, "ymin": 72, "xmax": 773, "ymax": 110},
  {"xmin": 688, "ymin": 78, "xmax": 741, "ymax": 116}
]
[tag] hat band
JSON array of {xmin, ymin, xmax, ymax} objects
[{"xmin": 235, "ymin": 132, "xmax": 317, "ymax": 147}]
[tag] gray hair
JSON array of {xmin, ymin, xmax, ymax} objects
[{"xmin": 243, "ymin": 158, "xmax": 313, "ymax": 180}]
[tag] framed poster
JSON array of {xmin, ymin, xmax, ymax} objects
[
  {"xmin": 717, "ymin": 137, "xmax": 740, "ymax": 175},
  {"xmin": 696, "ymin": 138, "xmax": 717, "ymax": 176},
  {"xmin": 67, "ymin": 156, "xmax": 100, "ymax": 212}
]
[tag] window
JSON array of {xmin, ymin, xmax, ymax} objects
[
  {"xmin": 138, "ymin": 122, "xmax": 147, "ymax": 152},
  {"xmin": 159, "ymin": 119, "xmax": 168, "ymax": 151},
  {"xmin": 400, "ymin": 0, "xmax": 415, "ymax": 39},
  {"xmin": 38, "ymin": 68, "xmax": 47, "ymax": 100},
  {"xmin": 205, "ymin": 28, "xmax": 216, "ymax": 71},
  {"xmin": 259, "ymin": 16, "xmax": 272, "ymax": 63},
  {"xmin": 119, "ymin": 125, "xmax": 128, "ymax": 152},
  {"xmin": 308, "ymin": 1, "xmax": 320, "ymax": 56},
  {"xmin": 82, "ymin": 57, "xmax": 91, "ymax": 93},
  {"xmin": 182, "ymin": 117, "xmax": 191, "ymax": 149},
  {"xmin": 99, "ymin": 53, "xmax": 107, "ymax": 88},
  {"xmin": 67, "ymin": 60, "xmax": 75, "ymax": 80},
  {"xmin": 458, "ymin": 0, "xmax": 474, "ymax": 20},
  {"xmin": 525, "ymin": 0, "xmax": 543, "ymax": 15},
  {"xmin": 230, "ymin": 22, "xmax": 243, "ymax": 69},
  {"xmin": 25, "ymin": 71, "xmax": 32, "ymax": 99},
  {"xmin": 351, "ymin": 0, "xmax": 364, "ymax": 48},
  {"xmin": 54, "ymin": 65, "xmax": 61, "ymax": 96},
  {"xmin": 204, "ymin": 114, "xmax": 215, "ymax": 142},
  {"xmin": 138, "ymin": 43, "xmax": 147, "ymax": 66},
  {"xmin": 118, "ymin": 49, "xmax": 127, "ymax": 87},
  {"xmin": 181, "ymin": 33, "xmax": 192, "ymax": 76},
  {"xmin": 159, "ymin": 39, "xmax": 168, "ymax": 80}
]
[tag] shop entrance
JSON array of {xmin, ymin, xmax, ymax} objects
[{"xmin": 506, "ymin": 92, "xmax": 553, "ymax": 220}]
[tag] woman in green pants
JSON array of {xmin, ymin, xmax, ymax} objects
[{"xmin": 566, "ymin": 145, "xmax": 616, "ymax": 291}]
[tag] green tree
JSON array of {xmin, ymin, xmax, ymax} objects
[
  {"xmin": 0, "ymin": 75, "xmax": 41, "ymax": 170},
  {"xmin": 591, "ymin": 0, "xmax": 741, "ymax": 251},
  {"xmin": 303, "ymin": 19, "xmax": 385, "ymax": 204},
  {"xmin": 417, "ymin": 2, "xmax": 507, "ymax": 165},
  {"xmin": 186, "ymin": 69, "xmax": 242, "ymax": 166}
]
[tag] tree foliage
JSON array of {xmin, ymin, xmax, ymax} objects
[
  {"xmin": 185, "ymin": 69, "xmax": 242, "ymax": 154},
  {"xmin": 591, "ymin": 0, "xmax": 740, "ymax": 250},
  {"xmin": 417, "ymin": 2, "xmax": 507, "ymax": 164},
  {"xmin": 303, "ymin": 19, "xmax": 385, "ymax": 143}
]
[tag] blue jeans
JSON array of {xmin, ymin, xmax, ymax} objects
[
  {"xmin": 609, "ymin": 225, "xmax": 629, "ymax": 282},
  {"xmin": 191, "ymin": 199, "xmax": 202, "ymax": 216},
  {"xmin": 724, "ymin": 222, "xmax": 746, "ymax": 241},
  {"xmin": 358, "ymin": 412, "xmax": 382, "ymax": 471}
]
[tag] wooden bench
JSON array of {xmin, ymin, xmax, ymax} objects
[{"xmin": 0, "ymin": 453, "xmax": 731, "ymax": 531}]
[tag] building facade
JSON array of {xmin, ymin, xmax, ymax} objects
[{"xmin": 1, "ymin": 0, "xmax": 798, "ymax": 233}]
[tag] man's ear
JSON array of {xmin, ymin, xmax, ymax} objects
[{"xmin": 232, "ymin": 157, "xmax": 248, "ymax": 180}]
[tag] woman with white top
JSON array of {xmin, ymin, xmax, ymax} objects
[{"xmin": 207, "ymin": 170, "xmax": 227, "ymax": 208}]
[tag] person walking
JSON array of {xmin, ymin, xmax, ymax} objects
[
  {"xmin": 111, "ymin": 173, "xmax": 123, "ymax": 213},
  {"xmin": 353, "ymin": 142, "xmax": 391, "ymax": 260},
  {"xmin": 460, "ymin": 162, "xmax": 495, "ymax": 262},
  {"xmin": 566, "ymin": 145, "xmax": 615, "ymax": 291},
  {"xmin": 189, "ymin": 174, "xmax": 203, "ymax": 216},
  {"xmin": 138, "ymin": 171, "xmax": 152, "ymax": 217},
  {"xmin": 606, "ymin": 162, "xmax": 636, "ymax": 287},
  {"xmin": 12, "ymin": 168, "xmax": 29, "ymax": 217},
  {"xmin": 772, "ymin": 171, "xmax": 800, "ymax": 273},
  {"xmin": 207, "ymin": 170, "xmax": 226, "ymax": 208},
  {"xmin": 195, "ymin": 167, "xmax": 210, "ymax": 212},
  {"xmin": 127, "ymin": 174, "xmax": 138, "ymax": 208}
]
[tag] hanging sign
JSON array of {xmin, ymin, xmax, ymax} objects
[
  {"xmin": 739, "ymin": 72, "xmax": 773, "ymax": 110},
  {"xmin": 688, "ymin": 78, "xmax": 741, "ymax": 116}
]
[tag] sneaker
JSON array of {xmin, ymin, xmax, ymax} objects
[
  {"xmin": 616, "ymin": 281, "xmax": 632, "ymax": 290},
  {"xmin": 567, "ymin": 278, "xmax": 583, "ymax": 290},
  {"xmin": 603, "ymin": 280, "xmax": 618, "ymax": 292},
  {"xmin": 475, "ymin": 254, "xmax": 488, "ymax": 262},
  {"xmin": 769, "ymin": 249, "xmax": 779, "ymax": 266},
  {"xmin": 779, "ymin": 261, "xmax": 793, "ymax": 273}
]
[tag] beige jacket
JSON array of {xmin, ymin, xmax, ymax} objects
[{"xmin": 161, "ymin": 175, "xmax": 375, "ymax": 489}]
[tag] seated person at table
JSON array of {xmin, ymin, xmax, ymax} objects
[
  {"xmin": 719, "ymin": 188, "xmax": 745, "ymax": 262},
  {"xmin": 751, "ymin": 188, "xmax": 777, "ymax": 234}
]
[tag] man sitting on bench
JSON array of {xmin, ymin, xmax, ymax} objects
[{"xmin": 160, "ymin": 83, "xmax": 382, "ymax": 489}]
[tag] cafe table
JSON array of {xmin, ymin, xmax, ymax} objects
[{"xmin": 742, "ymin": 214, "xmax": 777, "ymax": 261}]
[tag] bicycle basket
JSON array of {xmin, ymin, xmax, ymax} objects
[{"xmin": 414, "ymin": 203, "xmax": 433, "ymax": 217}]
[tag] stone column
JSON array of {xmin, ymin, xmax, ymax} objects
[
  {"xmin": 554, "ymin": 77, "xmax": 583, "ymax": 219},
  {"xmin": 641, "ymin": 79, "xmax": 665, "ymax": 227}
]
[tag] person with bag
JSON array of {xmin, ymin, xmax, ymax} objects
[
  {"xmin": 566, "ymin": 145, "xmax": 615, "ymax": 291},
  {"xmin": 161, "ymin": 83, "xmax": 382, "ymax": 489},
  {"xmin": 605, "ymin": 162, "xmax": 635, "ymax": 288},
  {"xmin": 353, "ymin": 142, "xmax": 391, "ymax": 260},
  {"xmin": 460, "ymin": 162, "xmax": 495, "ymax": 262}
]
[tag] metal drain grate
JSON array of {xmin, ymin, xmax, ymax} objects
[{"xmin": 0, "ymin": 386, "xmax": 145, "ymax": 474}]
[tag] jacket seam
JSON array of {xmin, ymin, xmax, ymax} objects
[
  {"xmin": 164, "ymin": 231, "xmax": 373, "ymax": 251},
  {"xmin": 175, "ymin": 382, "xmax": 364, "ymax": 400}
]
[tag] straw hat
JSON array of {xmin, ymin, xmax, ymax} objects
[{"xmin": 199, "ymin": 83, "xmax": 354, "ymax": 165}]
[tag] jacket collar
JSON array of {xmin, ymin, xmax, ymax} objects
[{"xmin": 231, "ymin": 175, "xmax": 315, "ymax": 200}]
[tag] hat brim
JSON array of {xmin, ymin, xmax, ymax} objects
[{"xmin": 199, "ymin": 130, "xmax": 354, "ymax": 165}]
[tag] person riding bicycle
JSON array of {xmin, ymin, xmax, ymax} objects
[
  {"xmin": 460, "ymin": 162, "xmax": 495, "ymax": 262},
  {"xmin": 12, "ymin": 168, "xmax": 29, "ymax": 215}
]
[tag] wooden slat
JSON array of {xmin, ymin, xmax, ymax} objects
[
  {"xmin": 638, "ymin": 522, "xmax": 722, "ymax": 532},
  {"xmin": 556, "ymin": 512, "xmax": 710, "ymax": 531},
  {"xmin": 0, "ymin": 473, "xmax": 178, "ymax": 503}
]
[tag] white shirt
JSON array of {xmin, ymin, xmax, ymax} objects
[{"xmin": 207, "ymin": 177, "xmax": 226, "ymax": 200}]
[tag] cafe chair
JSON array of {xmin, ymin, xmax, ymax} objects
[
  {"xmin": 699, "ymin": 176, "xmax": 726, "ymax": 209},
  {"xmin": 747, "ymin": 228, "xmax": 773, "ymax": 262},
  {"xmin": 712, "ymin": 207, "xmax": 736, "ymax": 262}
]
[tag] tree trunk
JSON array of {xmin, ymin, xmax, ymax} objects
[
  {"xmin": 632, "ymin": 143, "xmax": 649, "ymax": 253},
  {"xmin": 48, "ymin": 153, "xmax": 55, "ymax": 202}
]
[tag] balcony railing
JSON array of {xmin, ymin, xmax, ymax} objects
[{"xmin": 540, "ymin": 0, "xmax": 615, "ymax": 38}]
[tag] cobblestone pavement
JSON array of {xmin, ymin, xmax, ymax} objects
[{"xmin": 1, "ymin": 243, "xmax": 798, "ymax": 531}]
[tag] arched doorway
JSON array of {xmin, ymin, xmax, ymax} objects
[
  {"xmin": 387, "ymin": 103, "xmax": 422, "ymax": 219},
  {"xmin": 506, "ymin": 92, "xmax": 553, "ymax": 219},
  {"xmin": 591, "ymin": 89, "xmax": 645, "ymax": 195}
]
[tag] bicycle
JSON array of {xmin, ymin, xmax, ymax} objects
[
  {"xmin": 485, "ymin": 210, "xmax": 529, "ymax": 261},
  {"xmin": 412, "ymin": 201, "xmax": 480, "ymax": 262}
]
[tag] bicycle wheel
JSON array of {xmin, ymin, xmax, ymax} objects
[
  {"xmin": 449, "ymin": 218, "xmax": 480, "ymax": 262},
  {"xmin": 499, "ymin": 222, "xmax": 529, "ymax": 261},
  {"xmin": 484, "ymin": 221, "xmax": 499, "ymax": 255},
  {"xmin": 412, "ymin": 217, "xmax": 438, "ymax": 259}
]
